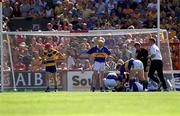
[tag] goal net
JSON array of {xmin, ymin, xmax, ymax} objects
[{"xmin": 0, "ymin": 29, "xmax": 176, "ymax": 91}]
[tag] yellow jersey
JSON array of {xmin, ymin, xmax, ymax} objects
[{"xmin": 42, "ymin": 48, "xmax": 59, "ymax": 67}]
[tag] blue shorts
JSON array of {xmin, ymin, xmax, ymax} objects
[{"xmin": 46, "ymin": 66, "xmax": 57, "ymax": 73}]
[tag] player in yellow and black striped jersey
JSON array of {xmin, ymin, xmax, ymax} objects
[{"xmin": 42, "ymin": 43, "xmax": 60, "ymax": 92}]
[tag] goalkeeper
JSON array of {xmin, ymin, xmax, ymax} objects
[{"xmin": 42, "ymin": 43, "xmax": 62, "ymax": 92}]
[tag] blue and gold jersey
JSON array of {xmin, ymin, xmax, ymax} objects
[
  {"xmin": 120, "ymin": 59, "xmax": 134, "ymax": 75},
  {"xmin": 87, "ymin": 46, "xmax": 111, "ymax": 62},
  {"xmin": 42, "ymin": 48, "xmax": 59, "ymax": 67}
]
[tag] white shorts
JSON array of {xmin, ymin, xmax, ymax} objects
[
  {"xmin": 132, "ymin": 60, "xmax": 144, "ymax": 70},
  {"xmin": 93, "ymin": 61, "xmax": 105, "ymax": 71},
  {"xmin": 104, "ymin": 79, "xmax": 117, "ymax": 89}
]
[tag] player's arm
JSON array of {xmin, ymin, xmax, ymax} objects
[
  {"xmin": 41, "ymin": 51, "xmax": 47, "ymax": 64},
  {"xmin": 86, "ymin": 47, "xmax": 97, "ymax": 57},
  {"xmin": 53, "ymin": 49, "xmax": 60, "ymax": 60},
  {"xmin": 107, "ymin": 48, "xmax": 111, "ymax": 55},
  {"xmin": 105, "ymin": 47, "xmax": 111, "ymax": 57},
  {"xmin": 144, "ymin": 49, "xmax": 149, "ymax": 58},
  {"xmin": 86, "ymin": 47, "xmax": 95, "ymax": 55}
]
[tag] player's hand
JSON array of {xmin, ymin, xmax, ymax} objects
[{"xmin": 147, "ymin": 59, "xmax": 151, "ymax": 65}]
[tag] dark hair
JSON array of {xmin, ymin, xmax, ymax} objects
[
  {"xmin": 149, "ymin": 37, "xmax": 156, "ymax": 43},
  {"xmin": 116, "ymin": 63, "xmax": 123, "ymax": 70},
  {"xmin": 134, "ymin": 42, "xmax": 141, "ymax": 47}
]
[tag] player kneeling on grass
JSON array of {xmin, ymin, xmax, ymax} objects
[
  {"xmin": 104, "ymin": 72, "xmax": 143, "ymax": 92},
  {"xmin": 116, "ymin": 58, "xmax": 147, "ymax": 91},
  {"xmin": 104, "ymin": 72, "xmax": 118, "ymax": 90}
]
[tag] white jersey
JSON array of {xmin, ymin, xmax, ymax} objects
[{"xmin": 149, "ymin": 44, "xmax": 162, "ymax": 60}]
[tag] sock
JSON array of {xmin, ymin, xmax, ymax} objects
[
  {"xmin": 54, "ymin": 86, "xmax": 57, "ymax": 89},
  {"xmin": 139, "ymin": 80, "xmax": 148, "ymax": 90}
]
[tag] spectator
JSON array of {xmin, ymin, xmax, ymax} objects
[
  {"xmin": 31, "ymin": 0, "xmax": 41, "ymax": 14},
  {"xmin": 46, "ymin": 22, "xmax": 55, "ymax": 31},
  {"xmin": 29, "ymin": 8, "xmax": 39, "ymax": 18},
  {"xmin": 12, "ymin": 2, "xmax": 21, "ymax": 17},
  {"xmin": 147, "ymin": 0, "xmax": 157, "ymax": 10},
  {"xmin": 45, "ymin": 5, "xmax": 54, "ymax": 18},
  {"xmin": 58, "ymin": 62, "xmax": 67, "ymax": 70},
  {"xmin": 95, "ymin": 0, "xmax": 106, "ymax": 15},
  {"xmin": 74, "ymin": 59, "xmax": 83, "ymax": 70},
  {"xmin": 30, "ymin": 51, "xmax": 42, "ymax": 71},
  {"xmin": 22, "ymin": 48, "xmax": 32, "ymax": 71},
  {"xmin": 38, "ymin": 0, "xmax": 47, "ymax": 8},
  {"xmin": 82, "ymin": 59, "xmax": 92, "ymax": 70},
  {"xmin": 121, "ymin": 44, "xmax": 132, "ymax": 61},
  {"xmin": 14, "ymin": 57, "xmax": 26, "ymax": 71},
  {"xmin": 20, "ymin": 0, "xmax": 31, "ymax": 17},
  {"xmin": 3, "ymin": 1, "xmax": 13, "ymax": 18},
  {"xmin": 67, "ymin": 51, "xmax": 75, "ymax": 70},
  {"xmin": 106, "ymin": 0, "xmax": 115, "ymax": 15},
  {"xmin": 4, "ymin": 62, "xmax": 11, "ymax": 72},
  {"xmin": 106, "ymin": 56, "xmax": 116, "ymax": 70},
  {"xmin": 54, "ymin": 1, "xmax": 64, "ymax": 16},
  {"xmin": 122, "ymin": 5, "xmax": 134, "ymax": 15}
]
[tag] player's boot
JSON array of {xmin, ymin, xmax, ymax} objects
[
  {"xmin": 45, "ymin": 86, "xmax": 50, "ymax": 92},
  {"xmin": 100, "ymin": 87, "xmax": 104, "ymax": 92},
  {"xmin": 91, "ymin": 86, "xmax": 95, "ymax": 92},
  {"xmin": 105, "ymin": 87, "xmax": 109, "ymax": 92},
  {"xmin": 157, "ymin": 83, "xmax": 162, "ymax": 91},
  {"xmin": 54, "ymin": 86, "xmax": 58, "ymax": 92}
]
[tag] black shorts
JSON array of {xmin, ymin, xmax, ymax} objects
[{"xmin": 46, "ymin": 66, "xmax": 57, "ymax": 73}]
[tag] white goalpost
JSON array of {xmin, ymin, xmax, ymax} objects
[{"xmin": 0, "ymin": 1, "xmax": 4, "ymax": 92}]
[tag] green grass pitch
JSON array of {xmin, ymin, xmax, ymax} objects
[{"xmin": 0, "ymin": 92, "xmax": 180, "ymax": 116}]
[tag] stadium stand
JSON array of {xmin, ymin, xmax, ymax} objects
[{"xmin": 2, "ymin": 0, "xmax": 180, "ymax": 70}]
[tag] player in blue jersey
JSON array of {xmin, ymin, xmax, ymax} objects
[
  {"xmin": 103, "ymin": 72, "xmax": 119, "ymax": 90},
  {"xmin": 104, "ymin": 71, "xmax": 143, "ymax": 92},
  {"xmin": 87, "ymin": 37, "xmax": 111, "ymax": 92},
  {"xmin": 147, "ymin": 79, "xmax": 159, "ymax": 91},
  {"xmin": 116, "ymin": 58, "xmax": 146, "ymax": 91}
]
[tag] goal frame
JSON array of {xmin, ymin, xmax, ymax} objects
[{"xmin": 0, "ymin": 29, "xmax": 177, "ymax": 92}]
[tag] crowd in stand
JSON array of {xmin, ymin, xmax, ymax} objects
[
  {"xmin": 2, "ymin": 0, "xmax": 180, "ymax": 35},
  {"xmin": 1, "ymin": 0, "xmax": 180, "ymax": 70}
]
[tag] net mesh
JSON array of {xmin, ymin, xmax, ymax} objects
[{"xmin": 1, "ymin": 29, "xmax": 174, "ymax": 90}]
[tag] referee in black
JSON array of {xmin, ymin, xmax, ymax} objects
[
  {"xmin": 148, "ymin": 37, "xmax": 167, "ymax": 91},
  {"xmin": 134, "ymin": 42, "xmax": 149, "ymax": 90}
]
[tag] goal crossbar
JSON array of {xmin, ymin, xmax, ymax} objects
[{"xmin": 2, "ymin": 29, "xmax": 167, "ymax": 36}]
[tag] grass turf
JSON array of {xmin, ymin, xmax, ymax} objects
[{"xmin": 0, "ymin": 92, "xmax": 180, "ymax": 116}]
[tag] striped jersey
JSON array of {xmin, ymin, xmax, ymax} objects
[
  {"xmin": 42, "ymin": 48, "xmax": 59, "ymax": 67},
  {"xmin": 120, "ymin": 59, "xmax": 134, "ymax": 75},
  {"xmin": 87, "ymin": 46, "xmax": 111, "ymax": 62}
]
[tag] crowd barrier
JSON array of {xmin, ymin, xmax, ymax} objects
[{"xmin": 1, "ymin": 70, "xmax": 180, "ymax": 91}]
